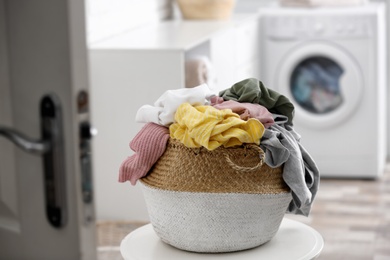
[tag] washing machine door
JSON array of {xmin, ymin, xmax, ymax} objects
[{"xmin": 277, "ymin": 42, "xmax": 363, "ymax": 128}]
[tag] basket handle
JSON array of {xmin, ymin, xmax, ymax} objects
[{"xmin": 224, "ymin": 144, "xmax": 265, "ymax": 173}]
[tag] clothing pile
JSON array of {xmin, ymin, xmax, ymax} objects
[{"xmin": 119, "ymin": 78, "xmax": 320, "ymax": 216}]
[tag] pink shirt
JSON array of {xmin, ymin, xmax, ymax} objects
[{"xmin": 212, "ymin": 99, "xmax": 275, "ymax": 128}]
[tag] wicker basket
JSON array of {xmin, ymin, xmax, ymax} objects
[
  {"xmin": 176, "ymin": 0, "xmax": 236, "ymax": 20},
  {"xmin": 140, "ymin": 139, "xmax": 291, "ymax": 253}
]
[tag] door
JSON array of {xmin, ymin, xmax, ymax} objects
[
  {"xmin": 276, "ymin": 42, "xmax": 364, "ymax": 129},
  {"xmin": 0, "ymin": 1, "xmax": 96, "ymax": 259}
]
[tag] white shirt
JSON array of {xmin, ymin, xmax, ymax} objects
[{"xmin": 136, "ymin": 83, "xmax": 216, "ymax": 126}]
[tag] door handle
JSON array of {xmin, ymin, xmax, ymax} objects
[
  {"xmin": 0, "ymin": 94, "xmax": 66, "ymax": 229},
  {"xmin": 0, "ymin": 127, "xmax": 50, "ymax": 155}
]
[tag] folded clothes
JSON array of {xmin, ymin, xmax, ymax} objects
[
  {"xmin": 170, "ymin": 103, "xmax": 265, "ymax": 150},
  {"xmin": 219, "ymin": 78, "xmax": 295, "ymax": 125},
  {"xmin": 136, "ymin": 84, "xmax": 215, "ymax": 126}
]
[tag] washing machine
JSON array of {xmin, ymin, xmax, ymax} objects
[{"xmin": 259, "ymin": 3, "xmax": 387, "ymax": 178}]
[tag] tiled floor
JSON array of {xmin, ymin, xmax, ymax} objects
[
  {"xmin": 97, "ymin": 221, "xmax": 146, "ymax": 260},
  {"xmin": 287, "ymin": 163, "xmax": 390, "ymax": 260},
  {"xmin": 97, "ymin": 162, "xmax": 390, "ymax": 260}
]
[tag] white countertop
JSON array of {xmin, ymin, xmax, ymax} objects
[{"xmin": 89, "ymin": 14, "xmax": 258, "ymax": 51}]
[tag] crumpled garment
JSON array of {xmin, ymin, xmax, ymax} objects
[
  {"xmin": 219, "ymin": 78, "xmax": 295, "ymax": 125},
  {"xmin": 136, "ymin": 83, "xmax": 215, "ymax": 126},
  {"xmin": 118, "ymin": 123, "xmax": 170, "ymax": 185},
  {"xmin": 260, "ymin": 124, "xmax": 320, "ymax": 216},
  {"xmin": 273, "ymin": 114, "xmax": 289, "ymax": 125},
  {"xmin": 212, "ymin": 100, "xmax": 275, "ymax": 128},
  {"xmin": 170, "ymin": 103, "xmax": 265, "ymax": 150}
]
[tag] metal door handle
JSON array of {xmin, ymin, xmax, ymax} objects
[
  {"xmin": 0, "ymin": 127, "xmax": 50, "ymax": 155},
  {"xmin": 0, "ymin": 94, "xmax": 66, "ymax": 228}
]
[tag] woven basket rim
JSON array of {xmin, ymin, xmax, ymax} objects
[{"xmin": 141, "ymin": 138, "xmax": 290, "ymax": 194}]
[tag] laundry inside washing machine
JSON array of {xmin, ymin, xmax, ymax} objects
[{"xmin": 290, "ymin": 56, "xmax": 344, "ymax": 114}]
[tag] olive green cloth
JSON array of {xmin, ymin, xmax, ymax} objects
[{"xmin": 219, "ymin": 78, "xmax": 295, "ymax": 125}]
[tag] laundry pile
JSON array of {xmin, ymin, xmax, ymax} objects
[{"xmin": 119, "ymin": 78, "xmax": 320, "ymax": 216}]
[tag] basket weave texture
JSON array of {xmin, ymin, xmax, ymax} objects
[
  {"xmin": 142, "ymin": 139, "xmax": 290, "ymax": 194},
  {"xmin": 140, "ymin": 138, "xmax": 291, "ymax": 253}
]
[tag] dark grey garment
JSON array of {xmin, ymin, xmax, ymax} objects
[{"xmin": 260, "ymin": 124, "xmax": 320, "ymax": 216}]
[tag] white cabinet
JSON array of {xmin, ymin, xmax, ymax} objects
[
  {"xmin": 89, "ymin": 14, "xmax": 260, "ymax": 221},
  {"xmin": 90, "ymin": 14, "xmax": 260, "ymax": 92}
]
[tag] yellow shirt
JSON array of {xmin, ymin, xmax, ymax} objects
[{"xmin": 169, "ymin": 103, "xmax": 264, "ymax": 150}]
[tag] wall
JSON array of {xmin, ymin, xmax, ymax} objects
[
  {"xmin": 85, "ymin": 0, "xmax": 173, "ymax": 44},
  {"xmin": 85, "ymin": 0, "xmax": 276, "ymax": 44},
  {"xmin": 372, "ymin": 0, "xmax": 390, "ymax": 163},
  {"xmin": 383, "ymin": 0, "xmax": 389, "ymax": 160}
]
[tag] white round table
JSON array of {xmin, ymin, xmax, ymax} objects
[{"xmin": 120, "ymin": 218, "xmax": 324, "ymax": 260}]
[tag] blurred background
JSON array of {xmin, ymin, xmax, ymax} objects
[
  {"xmin": 88, "ymin": 0, "xmax": 389, "ymax": 220},
  {"xmin": 88, "ymin": 0, "xmax": 390, "ymax": 259},
  {"xmin": 0, "ymin": 0, "xmax": 389, "ymax": 259}
]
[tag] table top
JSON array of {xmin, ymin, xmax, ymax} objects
[
  {"xmin": 120, "ymin": 217, "xmax": 324, "ymax": 260},
  {"xmin": 89, "ymin": 14, "xmax": 257, "ymax": 51}
]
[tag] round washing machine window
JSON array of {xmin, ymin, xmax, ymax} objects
[
  {"xmin": 290, "ymin": 56, "xmax": 344, "ymax": 115},
  {"xmin": 276, "ymin": 42, "xmax": 363, "ymax": 129}
]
